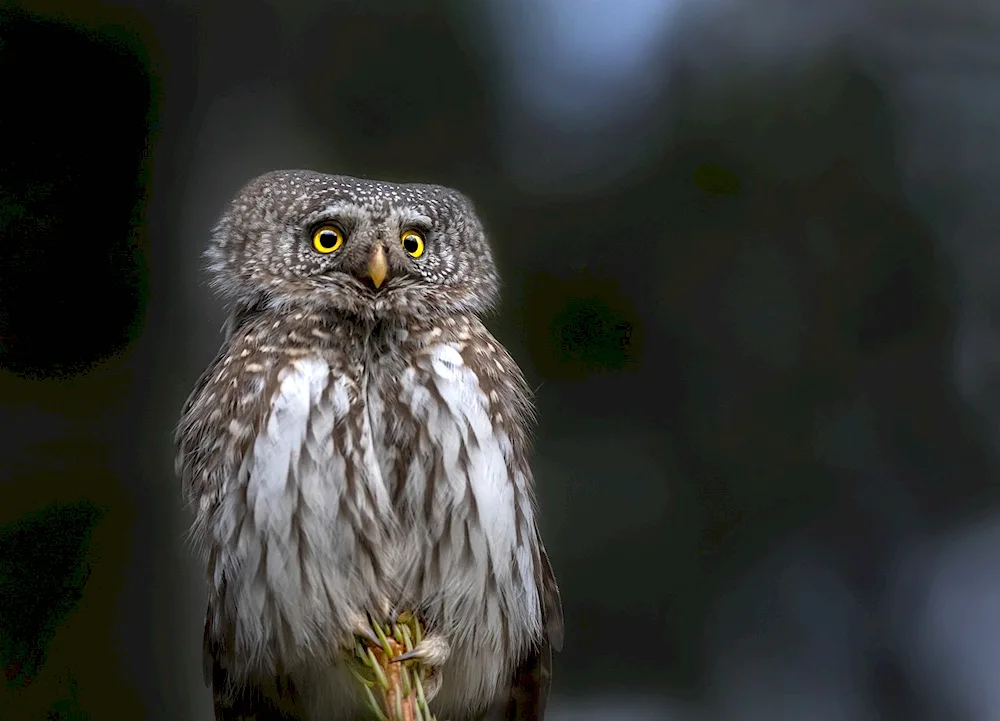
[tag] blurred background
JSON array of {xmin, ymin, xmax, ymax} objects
[{"xmin": 3, "ymin": 0, "xmax": 1000, "ymax": 719}]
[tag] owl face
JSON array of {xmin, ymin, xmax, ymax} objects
[{"xmin": 206, "ymin": 170, "xmax": 500, "ymax": 322}]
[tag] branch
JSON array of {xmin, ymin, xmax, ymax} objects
[{"xmin": 348, "ymin": 612, "xmax": 438, "ymax": 721}]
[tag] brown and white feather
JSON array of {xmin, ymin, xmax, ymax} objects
[{"xmin": 175, "ymin": 170, "xmax": 562, "ymax": 721}]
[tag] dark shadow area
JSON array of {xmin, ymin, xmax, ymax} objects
[
  {"xmin": 0, "ymin": 7, "xmax": 154, "ymax": 720},
  {"xmin": 0, "ymin": 501, "xmax": 103, "ymax": 687},
  {"xmin": 0, "ymin": 7, "xmax": 149, "ymax": 378}
]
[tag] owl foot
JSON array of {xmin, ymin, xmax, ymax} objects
[
  {"xmin": 390, "ymin": 632, "xmax": 451, "ymax": 667},
  {"xmin": 389, "ymin": 632, "xmax": 448, "ymax": 703},
  {"xmin": 347, "ymin": 612, "xmax": 382, "ymax": 647}
]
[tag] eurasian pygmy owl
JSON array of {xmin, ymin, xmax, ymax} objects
[{"xmin": 174, "ymin": 170, "xmax": 563, "ymax": 721}]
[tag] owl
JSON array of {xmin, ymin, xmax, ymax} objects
[{"xmin": 174, "ymin": 170, "xmax": 563, "ymax": 721}]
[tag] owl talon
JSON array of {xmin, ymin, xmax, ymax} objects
[
  {"xmin": 356, "ymin": 626, "xmax": 381, "ymax": 647},
  {"xmin": 348, "ymin": 613, "xmax": 382, "ymax": 647},
  {"xmin": 389, "ymin": 633, "xmax": 451, "ymax": 666}
]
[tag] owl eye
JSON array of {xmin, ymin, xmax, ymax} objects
[
  {"xmin": 312, "ymin": 225, "xmax": 344, "ymax": 254},
  {"xmin": 401, "ymin": 230, "xmax": 425, "ymax": 258}
]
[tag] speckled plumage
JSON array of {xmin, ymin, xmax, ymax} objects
[{"xmin": 175, "ymin": 170, "xmax": 563, "ymax": 721}]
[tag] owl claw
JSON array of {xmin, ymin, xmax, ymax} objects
[
  {"xmin": 389, "ymin": 633, "xmax": 451, "ymax": 667},
  {"xmin": 355, "ymin": 626, "xmax": 381, "ymax": 647},
  {"xmin": 390, "ymin": 633, "xmax": 450, "ymax": 701},
  {"xmin": 347, "ymin": 613, "xmax": 382, "ymax": 647}
]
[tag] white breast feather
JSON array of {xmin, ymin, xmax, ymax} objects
[
  {"xmin": 426, "ymin": 344, "xmax": 518, "ymax": 562},
  {"xmin": 401, "ymin": 342, "xmax": 543, "ymax": 712},
  {"xmin": 213, "ymin": 356, "xmax": 390, "ymax": 670}
]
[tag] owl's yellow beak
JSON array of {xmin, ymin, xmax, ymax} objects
[{"xmin": 368, "ymin": 244, "xmax": 388, "ymax": 289}]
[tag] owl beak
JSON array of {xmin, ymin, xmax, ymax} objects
[{"xmin": 368, "ymin": 244, "xmax": 388, "ymax": 289}]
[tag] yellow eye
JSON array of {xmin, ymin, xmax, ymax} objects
[
  {"xmin": 312, "ymin": 225, "xmax": 344, "ymax": 253},
  {"xmin": 401, "ymin": 230, "xmax": 424, "ymax": 258}
]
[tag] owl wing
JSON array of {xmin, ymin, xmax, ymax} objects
[
  {"xmin": 487, "ymin": 542, "xmax": 563, "ymax": 721},
  {"xmin": 457, "ymin": 325, "xmax": 564, "ymax": 721},
  {"xmin": 179, "ymin": 334, "xmax": 309, "ymax": 720}
]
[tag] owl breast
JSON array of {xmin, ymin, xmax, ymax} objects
[{"xmin": 203, "ymin": 323, "xmax": 542, "ymax": 705}]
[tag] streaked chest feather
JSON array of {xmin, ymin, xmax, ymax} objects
[{"xmin": 203, "ymin": 332, "xmax": 542, "ymax": 676}]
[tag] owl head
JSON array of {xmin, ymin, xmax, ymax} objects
[{"xmin": 205, "ymin": 170, "xmax": 500, "ymax": 324}]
